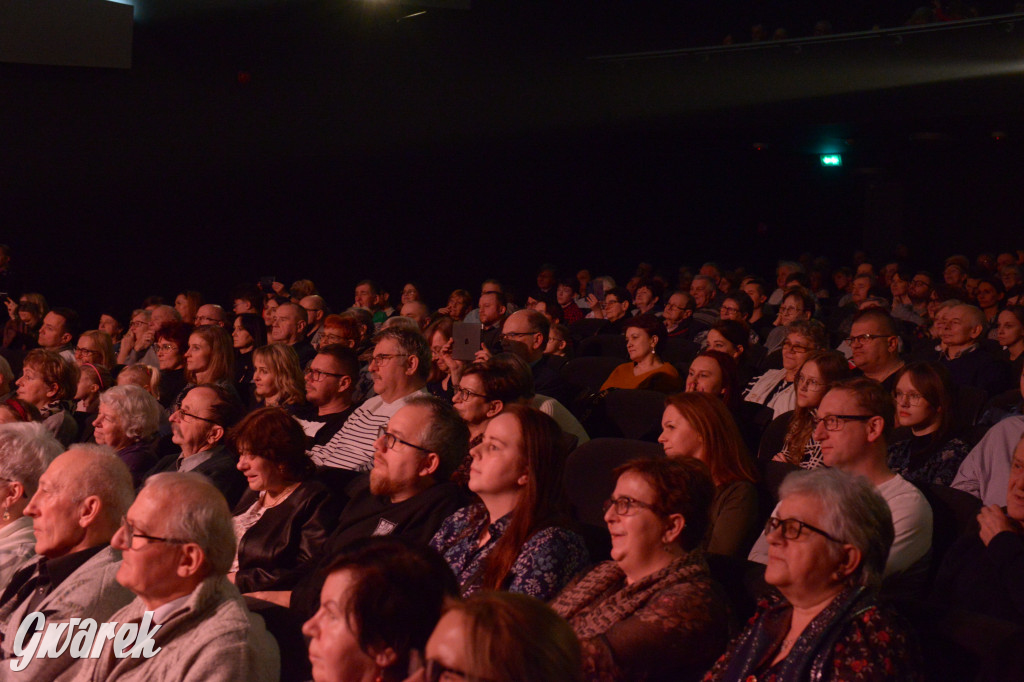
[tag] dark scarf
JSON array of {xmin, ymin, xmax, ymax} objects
[{"xmin": 719, "ymin": 586, "xmax": 874, "ymax": 682}]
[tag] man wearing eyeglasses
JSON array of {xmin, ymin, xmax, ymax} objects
[
  {"xmin": 498, "ymin": 310, "xmax": 571, "ymax": 406},
  {"xmin": 267, "ymin": 396, "xmax": 467, "ymax": 619},
  {"xmin": 146, "ymin": 384, "xmax": 248, "ymax": 508},
  {"xmin": 194, "ymin": 303, "xmax": 228, "ymax": 329},
  {"xmin": 309, "ymin": 327, "xmax": 430, "ymax": 470},
  {"xmin": 0, "ymin": 445, "xmax": 135, "ymax": 679},
  {"xmin": 295, "ymin": 346, "xmax": 359, "ymax": 447},
  {"xmin": 845, "ymin": 309, "xmax": 905, "ymax": 392},
  {"xmin": 71, "ymin": 472, "xmax": 279, "ymax": 682},
  {"xmin": 749, "ymin": 378, "xmax": 932, "ymax": 594}
]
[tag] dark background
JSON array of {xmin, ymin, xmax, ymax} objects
[{"xmin": 4, "ymin": 0, "xmax": 1024, "ymax": 322}]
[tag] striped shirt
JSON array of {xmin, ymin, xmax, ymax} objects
[{"xmin": 308, "ymin": 389, "xmax": 426, "ymax": 470}]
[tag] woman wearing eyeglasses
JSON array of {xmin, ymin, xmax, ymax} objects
[
  {"xmin": 705, "ymin": 468, "xmax": 922, "ymax": 681},
  {"xmin": 153, "ymin": 320, "xmax": 192, "ymax": 409},
  {"xmin": 251, "ymin": 343, "xmax": 308, "ymax": 414},
  {"xmin": 886, "ymin": 361, "xmax": 969, "ymax": 486},
  {"xmin": 759, "ymin": 351, "xmax": 852, "ymax": 469},
  {"xmin": 229, "ymin": 407, "xmax": 339, "ymax": 593},
  {"xmin": 302, "ymin": 536, "xmax": 458, "ymax": 682},
  {"xmin": 551, "ymin": 457, "xmax": 728, "ymax": 682},
  {"xmin": 430, "ymin": 405, "xmax": 587, "ymax": 601},
  {"xmin": 742, "ymin": 321, "xmax": 826, "ymax": 420}
]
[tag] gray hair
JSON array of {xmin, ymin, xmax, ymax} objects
[
  {"xmin": 778, "ymin": 260, "xmax": 805, "ymax": 274},
  {"xmin": 0, "ymin": 423, "xmax": 63, "ymax": 498},
  {"xmin": 785, "ymin": 319, "xmax": 827, "ymax": 350},
  {"xmin": 64, "ymin": 444, "xmax": 135, "ymax": 530},
  {"xmin": 404, "ymin": 395, "xmax": 470, "ymax": 481},
  {"xmin": 142, "ymin": 472, "xmax": 236, "ymax": 576},
  {"xmin": 778, "ymin": 468, "xmax": 893, "ymax": 588},
  {"xmin": 380, "ymin": 316, "xmax": 422, "ymax": 334},
  {"xmin": 372, "ymin": 326, "xmax": 431, "ymax": 381},
  {"xmin": 98, "ymin": 384, "xmax": 161, "ymax": 442},
  {"xmin": 952, "ymin": 303, "xmax": 986, "ymax": 330}
]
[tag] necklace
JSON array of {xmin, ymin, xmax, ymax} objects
[{"xmin": 262, "ymin": 482, "xmax": 300, "ymax": 508}]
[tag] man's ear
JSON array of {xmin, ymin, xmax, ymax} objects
[
  {"xmin": 77, "ymin": 495, "xmax": 103, "ymax": 529},
  {"xmin": 206, "ymin": 424, "xmax": 225, "ymax": 446},
  {"xmin": 865, "ymin": 415, "xmax": 885, "ymax": 443},
  {"xmin": 296, "ymin": 318, "xmax": 307, "ymax": 334},
  {"xmin": 177, "ymin": 543, "xmax": 207, "ymax": 578},
  {"xmin": 405, "ymin": 355, "xmax": 420, "ymax": 377},
  {"xmin": 419, "ymin": 453, "xmax": 440, "ymax": 477},
  {"xmin": 60, "ymin": 332, "xmax": 73, "ymax": 346},
  {"xmin": 337, "ymin": 375, "xmax": 353, "ymax": 395}
]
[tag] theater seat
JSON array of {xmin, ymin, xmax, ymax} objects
[
  {"xmin": 577, "ymin": 333, "xmax": 628, "ymax": 359},
  {"xmin": 560, "ymin": 356, "xmax": 624, "ymax": 406},
  {"xmin": 563, "ymin": 438, "xmax": 663, "ymax": 560},
  {"xmin": 568, "ymin": 318, "xmax": 610, "ymax": 343},
  {"xmin": 602, "ymin": 389, "xmax": 667, "ymax": 442}
]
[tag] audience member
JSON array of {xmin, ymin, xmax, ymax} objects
[
  {"xmin": 16, "ymin": 348, "xmax": 79, "ymax": 445},
  {"xmin": 600, "ymin": 314, "xmax": 682, "ymax": 393}
]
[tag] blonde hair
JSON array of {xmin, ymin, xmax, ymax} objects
[{"xmin": 253, "ymin": 344, "xmax": 306, "ymax": 407}]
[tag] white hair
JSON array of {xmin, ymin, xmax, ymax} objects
[{"xmin": 98, "ymin": 384, "xmax": 161, "ymax": 442}]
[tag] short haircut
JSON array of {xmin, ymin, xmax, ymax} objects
[
  {"xmin": 99, "ymin": 385, "xmax": 162, "ymax": 442},
  {"xmin": 851, "ymin": 308, "xmax": 899, "ymax": 336},
  {"xmin": 827, "ymin": 377, "xmax": 896, "ymax": 442},
  {"xmin": 315, "ymin": 345, "xmax": 361, "ymax": 381},
  {"xmin": 517, "ymin": 309, "xmax": 551, "ymax": 345},
  {"xmin": 50, "ymin": 307, "xmax": 81, "ymax": 339},
  {"xmin": 191, "ymin": 383, "xmax": 245, "ymax": 429},
  {"xmin": 290, "ymin": 279, "xmax": 318, "ymax": 299},
  {"xmin": 634, "ymin": 278, "xmax": 664, "ymax": 301},
  {"xmin": 743, "ymin": 277, "xmax": 768, "ymax": 298},
  {"xmin": 325, "ymin": 537, "xmax": 459, "ymax": 672},
  {"xmin": 231, "ymin": 284, "xmax": 263, "ymax": 313},
  {"xmin": 65, "ymin": 444, "xmax": 135, "ymax": 530},
  {"xmin": 229, "ymin": 406, "xmax": 313, "ymax": 481},
  {"xmin": 404, "ymin": 395, "xmax": 470, "ymax": 481},
  {"xmin": 356, "ymin": 279, "xmax": 380, "ymax": 295},
  {"xmin": 603, "ymin": 287, "xmax": 631, "ymax": 306},
  {"xmin": 483, "ymin": 353, "xmax": 535, "ymax": 400},
  {"xmin": 625, "ymin": 314, "xmax": 668, "ymax": 345},
  {"xmin": 23, "ymin": 349, "xmax": 79, "ymax": 401},
  {"xmin": 723, "ymin": 291, "xmax": 754, "ymax": 318},
  {"xmin": 777, "ymin": 260, "xmax": 805, "ymax": 274},
  {"xmin": 953, "ymin": 303, "xmax": 986, "ymax": 330},
  {"xmin": 143, "ymin": 472, "xmax": 236, "ymax": 576},
  {"xmin": 0, "ymin": 423, "xmax": 62, "ymax": 498},
  {"xmin": 782, "ymin": 287, "xmax": 815, "ymax": 313},
  {"xmin": 155, "ymin": 320, "xmax": 194, "ymax": 356},
  {"xmin": 460, "ymin": 359, "xmax": 532, "ymax": 406},
  {"xmin": 614, "ymin": 457, "xmax": 715, "ymax": 551},
  {"xmin": 779, "ymin": 468, "xmax": 893, "ymax": 589},
  {"xmin": 322, "ymin": 314, "xmax": 362, "ymax": 344},
  {"xmin": 372, "ymin": 326, "xmax": 432, "ymax": 381},
  {"xmin": 667, "ymin": 291, "xmax": 695, "ymax": 311},
  {"xmin": 480, "ymin": 290, "xmax": 508, "ymax": 308},
  {"xmin": 381, "ymin": 316, "xmax": 421, "ymax": 334},
  {"xmin": 785, "ymin": 319, "xmax": 828, "ymax": 350}
]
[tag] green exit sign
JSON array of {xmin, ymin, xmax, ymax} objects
[{"xmin": 820, "ymin": 154, "xmax": 842, "ymax": 167}]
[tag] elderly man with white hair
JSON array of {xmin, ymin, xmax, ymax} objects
[
  {"xmin": 69, "ymin": 472, "xmax": 279, "ymax": 682},
  {"xmin": 0, "ymin": 444, "xmax": 135, "ymax": 680},
  {"xmin": 0, "ymin": 422, "xmax": 63, "ymax": 585},
  {"xmin": 93, "ymin": 384, "xmax": 162, "ymax": 487}
]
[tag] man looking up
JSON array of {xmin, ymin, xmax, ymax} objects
[
  {"xmin": 271, "ymin": 301, "xmax": 316, "ymax": 367},
  {"xmin": 309, "ymin": 327, "xmax": 429, "ymax": 470}
]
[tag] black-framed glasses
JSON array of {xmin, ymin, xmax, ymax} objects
[
  {"xmin": 765, "ymin": 516, "xmax": 844, "ymax": 544},
  {"xmin": 782, "ymin": 341, "xmax": 812, "ymax": 354},
  {"xmin": 844, "ymin": 333, "xmax": 893, "ymax": 346},
  {"xmin": 377, "ymin": 426, "xmax": 431, "ymax": 453},
  {"xmin": 499, "ymin": 331, "xmax": 535, "ymax": 341},
  {"xmin": 304, "ymin": 364, "xmax": 344, "ymax": 382},
  {"xmin": 810, "ymin": 413, "xmax": 874, "ymax": 431},
  {"xmin": 425, "ymin": 659, "xmax": 495, "ymax": 682},
  {"xmin": 602, "ymin": 496, "xmax": 656, "ymax": 516},
  {"xmin": 74, "ymin": 347, "xmax": 100, "ymax": 355},
  {"xmin": 121, "ymin": 516, "xmax": 188, "ymax": 549},
  {"xmin": 370, "ymin": 353, "xmax": 409, "ymax": 366},
  {"xmin": 453, "ymin": 385, "xmax": 488, "ymax": 402},
  {"xmin": 177, "ymin": 408, "xmax": 217, "ymax": 424},
  {"xmin": 894, "ymin": 390, "xmax": 925, "ymax": 406},
  {"xmin": 195, "ymin": 315, "xmax": 221, "ymax": 325},
  {"xmin": 154, "ymin": 344, "xmax": 178, "ymax": 353}
]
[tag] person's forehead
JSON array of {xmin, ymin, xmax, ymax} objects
[
  {"xmin": 184, "ymin": 386, "xmax": 216, "ymax": 410},
  {"xmin": 375, "ymin": 338, "xmax": 401, "ymax": 354},
  {"xmin": 851, "ymin": 319, "xmax": 885, "ymax": 336},
  {"xmin": 390, "ymin": 404, "xmax": 428, "ymax": 435},
  {"xmin": 691, "ymin": 356, "xmax": 718, "ymax": 372},
  {"xmin": 312, "ymin": 353, "xmax": 341, "ymax": 371},
  {"xmin": 819, "ymin": 389, "xmax": 861, "ymax": 414},
  {"xmin": 503, "ymin": 312, "xmax": 532, "ymax": 333},
  {"xmin": 786, "ymin": 332, "xmax": 810, "ymax": 344}
]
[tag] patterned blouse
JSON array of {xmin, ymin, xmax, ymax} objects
[
  {"xmin": 776, "ymin": 436, "xmax": 824, "ymax": 470},
  {"xmin": 551, "ymin": 552, "xmax": 729, "ymax": 682},
  {"xmin": 703, "ymin": 588, "xmax": 923, "ymax": 682},
  {"xmin": 429, "ymin": 503, "xmax": 588, "ymax": 600},
  {"xmin": 886, "ymin": 434, "xmax": 970, "ymax": 487}
]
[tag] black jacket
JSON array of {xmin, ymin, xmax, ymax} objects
[
  {"xmin": 232, "ymin": 478, "xmax": 342, "ymax": 593},
  {"xmin": 146, "ymin": 443, "xmax": 249, "ymax": 509}
]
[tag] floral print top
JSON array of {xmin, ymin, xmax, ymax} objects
[{"xmin": 429, "ymin": 503, "xmax": 588, "ymax": 600}]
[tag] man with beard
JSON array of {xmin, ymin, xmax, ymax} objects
[{"xmin": 252, "ymin": 396, "xmax": 467, "ymax": 618}]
